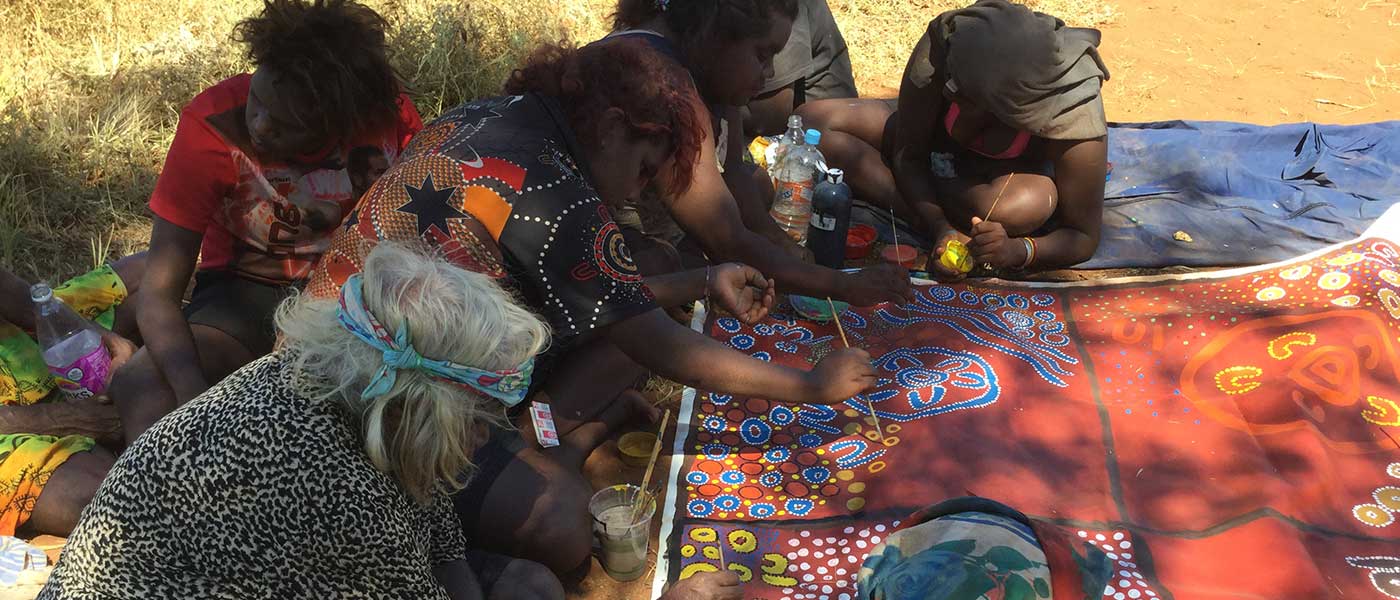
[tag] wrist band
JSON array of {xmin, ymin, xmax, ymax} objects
[{"xmin": 1020, "ymin": 238, "xmax": 1037, "ymax": 270}]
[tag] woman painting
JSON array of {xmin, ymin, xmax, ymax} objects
[{"xmin": 799, "ymin": 0, "xmax": 1110, "ymax": 276}]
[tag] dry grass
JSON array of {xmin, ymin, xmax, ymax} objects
[{"xmin": 0, "ymin": 0, "xmax": 1112, "ymax": 283}]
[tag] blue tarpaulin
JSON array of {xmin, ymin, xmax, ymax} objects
[
  {"xmin": 853, "ymin": 120, "xmax": 1400, "ymax": 269},
  {"xmin": 1090, "ymin": 120, "xmax": 1400, "ymax": 268}
]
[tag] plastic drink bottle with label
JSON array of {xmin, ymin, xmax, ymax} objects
[
  {"xmin": 807, "ymin": 168, "xmax": 853, "ymax": 268},
  {"xmin": 769, "ymin": 129, "xmax": 826, "ymax": 245},
  {"xmin": 32, "ymin": 283, "xmax": 111, "ymax": 399},
  {"xmin": 765, "ymin": 115, "xmax": 807, "ymax": 176}
]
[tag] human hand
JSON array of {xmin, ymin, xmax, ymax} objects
[
  {"xmin": 931, "ymin": 227, "xmax": 973, "ymax": 281},
  {"xmin": 708, "ymin": 263, "xmax": 776, "ymax": 325},
  {"xmin": 839, "ymin": 263, "xmax": 914, "ymax": 307},
  {"xmin": 969, "ymin": 217, "xmax": 1027, "ymax": 269},
  {"xmin": 662, "ymin": 570, "xmax": 743, "ymax": 600},
  {"xmin": 99, "ymin": 330, "xmax": 137, "ymax": 394},
  {"xmin": 805, "ymin": 348, "xmax": 877, "ymax": 404}
]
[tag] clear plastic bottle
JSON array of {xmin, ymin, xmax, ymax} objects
[
  {"xmin": 807, "ymin": 168, "xmax": 853, "ymax": 269},
  {"xmin": 766, "ymin": 115, "xmax": 807, "ymax": 177},
  {"xmin": 32, "ymin": 283, "xmax": 111, "ymax": 399},
  {"xmin": 769, "ymin": 129, "xmax": 826, "ymax": 245}
]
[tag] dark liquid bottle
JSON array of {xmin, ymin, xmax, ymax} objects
[{"xmin": 807, "ymin": 168, "xmax": 852, "ymax": 269}]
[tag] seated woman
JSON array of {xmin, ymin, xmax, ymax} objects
[
  {"xmin": 743, "ymin": 0, "xmax": 858, "ymax": 137},
  {"xmin": 306, "ymin": 40, "xmax": 878, "ymax": 577},
  {"xmin": 797, "ymin": 0, "xmax": 1110, "ymax": 275},
  {"xmin": 0, "ymin": 261, "xmax": 141, "ymax": 538},
  {"xmin": 108, "ymin": 0, "xmax": 422, "ymax": 446},
  {"xmin": 606, "ymin": 0, "xmax": 911, "ymax": 306},
  {"xmin": 41, "ymin": 243, "xmax": 553, "ymax": 598}
]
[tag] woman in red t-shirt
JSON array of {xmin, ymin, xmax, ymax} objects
[{"xmin": 110, "ymin": 0, "xmax": 422, "ymax": 446}]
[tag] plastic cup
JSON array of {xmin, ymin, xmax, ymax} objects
[{"xmin": 589, "ymin": 484, "xmax": 657, "ymax": 581}]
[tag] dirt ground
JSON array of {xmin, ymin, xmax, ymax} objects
[{"xmin": 7, "ymin": 2, "xmax": 1399, "ymax": 600}]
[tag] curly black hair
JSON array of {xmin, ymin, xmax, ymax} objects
[
  {"xmin": 234, "ymin": 0, "xmax": 403, "ymax": 140},
  {"xmin": 612, "ymin": 0, "xmax": 799, "ymax": 49}
]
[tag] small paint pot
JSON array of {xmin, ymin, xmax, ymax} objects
[
  {"xmin": 845, "ymin": 224, "xmax": 878, "ymax": 260},
  {"xmin": 881, "ymin": 244, "xmax": 919, "ymax": 268},
  {"xmin": 618, "ymin": 431, "xmax": 657, "ymax": 468}
]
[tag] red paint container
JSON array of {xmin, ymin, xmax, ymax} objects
[
  {"xmin": 845, "ymin": 224, "xmax": 877, "ymax": 260},
  {"xmin": 881, "ymin": 244, "xmax": 919, "ymax": 268}
]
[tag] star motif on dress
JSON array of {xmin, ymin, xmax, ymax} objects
[
  {"xmin": 397, "ymin": 173, "xmax": 466, "ymax": 237},
  {"xmin": 342, "ymin": 207, "xmax": 360, "ymax": 231}
]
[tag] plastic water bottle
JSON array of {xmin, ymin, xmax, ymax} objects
[
  {"xmin": 765, "ymin": 115, "xmax": 807, "ymax": 175},
  {"xmin": 770, "ymin": 129, "xmax": 826, "ymax": 245},
  {"xmin": 807, "ymin": 168, "xmax": 852, "ymax": 268},
  {"xmin": 32, "ymin": 283, "xmax": 111, "ymax": 399}
]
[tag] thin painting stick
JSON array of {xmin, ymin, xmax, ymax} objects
[
  {"xmin": 827, "ymin": 297, "xmax": 884, "ymax": 442},
  {"xmin": 984, "ymin": 172, "xmax": 1015, "ymax": 222},
  {"xmin": 632, "ymin": 408, "xmax": 672, "ymax": 523},
  {"xmin": 888, "ymin": 206, "xmax": 911, "ymax": 320}
]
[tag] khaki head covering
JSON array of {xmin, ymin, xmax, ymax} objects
[{"xmin": 931, "ymin": 0, "xmax": 1110, "ymax": 140}]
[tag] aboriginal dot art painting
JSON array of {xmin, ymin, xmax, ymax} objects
[{"xmin": 652, "ymin": 210, "xmax": 1400, "ymax": 599}]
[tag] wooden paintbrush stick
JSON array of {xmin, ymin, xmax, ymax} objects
[
  {"xmin": 984, "ymin": 173, "xmax": 1015, "ymax": 222},
  {"xmin": 632, "ymin": 408, "xmax": 671, "ymax": 523},
  {"xmin": 827, "ymin": 297, "xmax": 884, "ymax": 442}
]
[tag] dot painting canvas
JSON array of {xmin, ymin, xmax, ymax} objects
[{"xmin": 652, "ymin": 208, "xmax": 1400, "ymax": 600}]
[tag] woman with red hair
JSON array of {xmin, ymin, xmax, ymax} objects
[{"xmin": 306, "ymin": 39, "xmax": 877, "ymax": 586}]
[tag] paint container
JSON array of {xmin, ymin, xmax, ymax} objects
[
  {"xmin": 881, "ymin": 244, "xmax": 919, "ymax": 268},
  {"xmin": 939, "ymin": 240, "xmax": 974, "ymax": 273},
  {"xmin": 618, "ymin": 432, "xmax": 657, "ymax": 468},
  {"xmin": 845, "ymin": 224, "xmax": 877, "ymax": 260},
  {"xmin": 589, "ymin": 485, "xmax": 656, "ymax": 581}
]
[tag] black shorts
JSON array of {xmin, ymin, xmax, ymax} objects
[{"xmin": 182, "ymin": 271, "xmax": 295, "ymax": 356}]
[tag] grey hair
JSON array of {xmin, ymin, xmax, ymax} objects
[{"xmin": 275, "ymin": 241, "xmax": 551, "ymax": 503}]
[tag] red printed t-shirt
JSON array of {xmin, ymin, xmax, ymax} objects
[{"xmin": 150, "ymin": 74, "xmax": 423, "ymax": 285}]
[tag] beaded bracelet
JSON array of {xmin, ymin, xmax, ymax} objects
[{"xmin": 1020, "ymin": 238, "xmax": 1037, "ymax": 270}]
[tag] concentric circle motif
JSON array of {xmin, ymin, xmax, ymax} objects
[
  {"xmin": 592, "ymin": 222, "xmax": 641, "ymax": 282},
  {"xmin": 1279, "ymin": 265, "xmax": 1312, "ymax": 281},
  {"xmin": 1332, "ymin": 295, "xmax": 1361, "ymax": 307},
  {"xmin": 1318, "ymin": 271, "xmax": 1351, "ymax": 291},
  {"xmin": 688, "ymin": 499, "xmax": 715, "ymax": 517},
  {"xmin": 1255, "ymin": 286, "xmax": 1286, "ymax": 302}
]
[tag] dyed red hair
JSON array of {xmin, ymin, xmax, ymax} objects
[{"xmin": 504, "ymin": 39, "xmax": 704, "ymax": 197}]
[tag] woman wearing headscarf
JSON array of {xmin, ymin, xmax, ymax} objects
[{"xmin": 799, "ymin": 0, "xmax": 1110, "ymax": 276}]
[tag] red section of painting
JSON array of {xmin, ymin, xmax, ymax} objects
[{"xmin": 661, "ymin": 237, "xmax": 1400, "ymax": 600}]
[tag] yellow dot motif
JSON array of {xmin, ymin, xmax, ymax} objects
[
  {"xmin": 1214, "ymin": 365, "xmax": 1263, "ymax": 395},
  {"xmin": 690, "ymin": 527, "xmax": 717, "ymax": 543},
  {"xmin": 1318, "ymin": 271, "xmax": 1351, "ymax": 291},
  {"xmin": 1280, "ymin": 265, "xmax": 1313, "ymax": 281},
  {"xmin": 1327, "ymin": 252, "xmax": 1365, "ymax": 267},
  {"xmin": 702, "ymin": 546, "xmax": 721, "ymax": 560},
  {"xmin": 1255, "ymin": 286, "xmax": 1286, "ymax": 301},
  {"xmin": 1380, "ymin": 289, "xmax": 1400, "ymax": 319},
  {"xmin": 1355, "ymin": 503, "xmax": 1394, "ymax": 528},
  {"xmin": 681, "ymin": 544, "xmax": 696, "ymax": 558},
  {"xmin": 1332, "ymin": 295, "xmax": 1361, "ymax": 307},
  {"xmin": 727, "ymin": 529, "xmax": 757, "ymax": 553},
  {"xmin": 1383, "ymin": 269, "xmax": 1400, "ymax": 286},
  {"xmin": 1377, "ymin": 486, "xmax": 1400, "ymax": 511}
]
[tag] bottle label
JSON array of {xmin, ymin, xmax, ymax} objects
[
  {"xmin": 775, "ymin": 180, "xmax": 813, "ymax": 207},
  {"xmin": 810, "ymin": 213, "xmax": 837, "ymax": 231},
  {"xmin": 49, "ymin": 346, "xmax": 111, "ymax": 399}
]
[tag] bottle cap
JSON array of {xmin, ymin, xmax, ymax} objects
[
  {"xmin": 787, "ymin": 114, "xmax": 803, "ymax": 129},
  {"xmin": 29, "ymin": 283, "xmax": 53, "ymax": 303},
  {"xmin": 804, "ymin": 129, "xmax": 822, "ymax": 145},
  {"xmin": 826, "ymin": 168, "xmax": 844, "ymax": 185}
]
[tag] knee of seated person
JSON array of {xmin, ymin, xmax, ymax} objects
[
  {"xmin": 494, "ymin": 559, "xmax": 566, "ymax": 600},
  {"xmin": 519, "ymin": 478, "xmax": 593, "ymax": 573},
  {"xmin": 990, "ymin": 177, "xmax": 1058, "ymax": 237}
]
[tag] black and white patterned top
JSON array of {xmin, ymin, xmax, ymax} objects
[{"xmin": 38, "ymin": 352, "xmax": 468, "ymax": 599}]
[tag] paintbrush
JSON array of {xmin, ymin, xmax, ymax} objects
[
  {"xmin": 827, "ymin": 297, "xmax": 884, "ymax": 442},
  {"xmin": 631, "ymin": 408, "xmax": 672, "ymax": 523},
  {"xmin": 984, "ymin": 173, "xmax": 1015, "ymax": 223},
  {"xmin": 888, "ymin": 206, "xmax": 912, "ymax": 321}
]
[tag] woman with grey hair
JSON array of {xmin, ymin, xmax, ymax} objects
[{"xmin": 37, "ymin": 243, "xmax": 563, "ymax": 599}]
